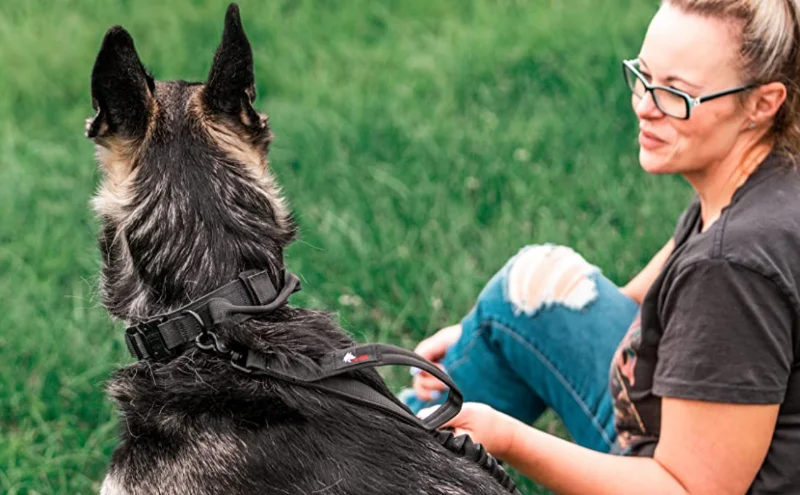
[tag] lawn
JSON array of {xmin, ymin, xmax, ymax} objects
[{"xmin": 0, "ymin": 0, "xmax": 691, "ymax": 493}]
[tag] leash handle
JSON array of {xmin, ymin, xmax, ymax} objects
[{"xmin": 319, "ymin": 344, "xmax": 464, "ymax": 430}]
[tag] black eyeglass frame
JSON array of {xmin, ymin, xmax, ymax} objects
[{"xmin": 622, "ymin": 59, "xmax": 757, "ymax": 120}]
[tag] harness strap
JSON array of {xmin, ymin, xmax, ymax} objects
[{"xmin": 233, "ymin": 343, "xmax": 463, "ymax": 431}]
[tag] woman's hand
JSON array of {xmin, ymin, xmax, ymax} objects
[
  {"xmin": 439, "ymin": 402, "xmax": 519, "ymax": 459},
  {"xmin": 412, "ymin": 324, "xmax": 462, "ymax": 401}
]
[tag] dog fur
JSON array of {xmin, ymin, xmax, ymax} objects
[{"xmin": 89, "ymin": 5, "xmax": 511, "ymax": 494}]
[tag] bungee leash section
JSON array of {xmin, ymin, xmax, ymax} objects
[{"xmin": 125, "ymin": 269, "xmax": 521, "ymax": 495}]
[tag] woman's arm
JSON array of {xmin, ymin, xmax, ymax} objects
[
  {"xmin": 448, "ymin": 400, "xmax": 778, "ymax": 494},
  {"xmin": 620, "ymin": 238, "xmax": 675, "ymax": 305}
]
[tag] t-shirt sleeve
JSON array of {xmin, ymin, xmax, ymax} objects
[{"xmin": 653, "ymin": 259, "xmax": 795, "ymax": 404}]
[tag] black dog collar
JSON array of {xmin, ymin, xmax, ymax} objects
[{"xmin": 125, "ymin": 269, "xmax": 300, "ymax": 360}]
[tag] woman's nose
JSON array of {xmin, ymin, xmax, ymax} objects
[{"xmin": 633, "ymin": 90, "xmax": 663, "ymax": 119}]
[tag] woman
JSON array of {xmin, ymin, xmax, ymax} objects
[{"xmin": 403, "ymin": 1, "xmax": 800, "ymax": 493}]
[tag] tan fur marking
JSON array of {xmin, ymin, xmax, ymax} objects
[
  {"xmin": 90, "ymin": 98, "xmax": 158, "ymax": 223},
  {"xmin": 91, "ymin": 134, "xmax": 146, "ymax": 225},
  {"xmin": 189, "ymin": 90, "xmax": 267, "ymax": 174},
  {"xmin": 95, "ymin": 137, "xmax": 139, "ymax": 186},
  {"xmin": 188, "ymin": 89, "xmax": 291, "ymax": 229}
]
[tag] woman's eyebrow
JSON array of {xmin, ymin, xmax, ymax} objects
[{"xmin": 638, "ymin": 56, "xmax": 701, "ymax": 90}]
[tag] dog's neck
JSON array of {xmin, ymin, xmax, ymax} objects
[{"xmin": 95, "ymin": 136, "xmax": 297, "ymax": 324}]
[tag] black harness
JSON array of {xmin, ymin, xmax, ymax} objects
[{"xmin": 125, "ymin": 269, "xmax": 520, "ymax": 495}]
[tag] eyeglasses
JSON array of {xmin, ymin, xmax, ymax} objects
[{"xmin": 622, "ymin": 59, "xmax": 756, "ymax": 120}]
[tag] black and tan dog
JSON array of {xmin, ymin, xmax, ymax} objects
[{"xmin": 89, "ymin": 4, "xmax": 511, "ymax": 494}]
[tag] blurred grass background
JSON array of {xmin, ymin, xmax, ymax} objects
[{"xmin": 0, "ymin": 0, "xmax": 692, "ymax": 493}]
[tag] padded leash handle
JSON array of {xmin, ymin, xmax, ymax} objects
[{"xmin": 319, "ymin": 344, "xmax": 463, "ymax": 431}]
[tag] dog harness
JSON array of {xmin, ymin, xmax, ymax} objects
[{"xmin": 125, "ymin": 269, "xmax": 520, "ymax": 495}]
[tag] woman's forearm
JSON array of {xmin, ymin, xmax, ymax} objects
[{"xmin": 502, "ymin": 418, "xmax": 686, "ymax": 494}]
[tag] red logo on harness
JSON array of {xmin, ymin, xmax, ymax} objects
[{"xmin": 343, "ymin": 352, "xmax": 370, "ymax": 363}]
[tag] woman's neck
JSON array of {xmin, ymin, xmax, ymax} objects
[{"xmin": 683, "ymin": 140, "xmax": 773, "ymax": 232}]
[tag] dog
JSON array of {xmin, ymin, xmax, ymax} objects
[{"xmin": 88, "ymin": 4, "xmax": 513, "ymax": 494}]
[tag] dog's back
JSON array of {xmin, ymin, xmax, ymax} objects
[{"xmin": 88, "ymin": 4, "xmax": 513, "ymax": 495}]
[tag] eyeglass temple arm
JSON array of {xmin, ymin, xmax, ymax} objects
[{"xmin": 695, "ymin": 84, "xmax": 756, "ymax": 104}]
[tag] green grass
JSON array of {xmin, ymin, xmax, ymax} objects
[{"xmin": 0, "ymin": 0, "xmax": 692, "ymax": 493}]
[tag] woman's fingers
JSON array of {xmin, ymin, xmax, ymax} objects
[
  {"xmin": 414, "ymin": 369, "xmax": 448, "ymax": 390},
  {"xmin": 412, "ymin": 374, "xmax": 448, "ymax": 401},
  {"xmin": 411, "ymin": 361, "xmax": 448, "ymax": 400},
  {"xmin": 413, "ymin": 324, "xmax": 463, "ymax": 362},
  {"xmin": 410, "ymin": 324, "xmax": 462, "ymax": 401},
  {"xmin": 413, "ymin": 336, "xmax": 448, "ymax": 362},
  {"xmin": 439, "ymin": 403, "xmax": 517, "ymax": 458}
]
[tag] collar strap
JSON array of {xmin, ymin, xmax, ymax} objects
[{"xmin": 125, "ymin": 269, "xmax": 301, "ymax": 360}]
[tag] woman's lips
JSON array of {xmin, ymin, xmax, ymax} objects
[{"xmin": 639, "ymin": 129, "xmax": 666, "ymax": 150}]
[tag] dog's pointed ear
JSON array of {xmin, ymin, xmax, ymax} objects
[
  {"xmin": 87, "ymin": 26, "xmax": 154, "ymax": 140},
  {"xmin": 204, "ymin": 4, "xmax": 264, "ymax": 128}
]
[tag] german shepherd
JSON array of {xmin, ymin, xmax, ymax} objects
[{"xmin": 89, "ymin": 4, "xmax": 511, "ymax": 494}]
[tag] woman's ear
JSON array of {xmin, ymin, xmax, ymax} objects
[{"xmin": 746, "ymin": 81, "xmax": 787, "ymax": 127}]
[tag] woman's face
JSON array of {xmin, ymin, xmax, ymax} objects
[{"xmin": 634, "ymin": 4, "xmax": 750, "ymax": 174}]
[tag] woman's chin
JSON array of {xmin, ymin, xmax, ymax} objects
[{"xmin": 638, "ymin": 147, "xmax": 672, "ymax": 174}]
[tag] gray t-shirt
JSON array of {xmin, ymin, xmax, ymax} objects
[{"xmin": 609, "ymin": 152, "xmax": 800, "ymax": 494}]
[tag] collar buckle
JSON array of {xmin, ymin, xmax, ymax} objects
[{"xmin": 125, "ymin": 317, "xmax": 170, "ymax": 360}]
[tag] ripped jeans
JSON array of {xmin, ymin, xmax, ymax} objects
[{"xmin": 401, "ymin": 245, "xmax": 639, "ymax": 452}]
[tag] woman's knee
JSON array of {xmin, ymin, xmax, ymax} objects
[
  {"xmin": 478, "ymin": 244, "xmax": 601, "ymax": 318},
  {"xmin": 453, "ymin": 243, "xmax": 610, "ymax": 368}
]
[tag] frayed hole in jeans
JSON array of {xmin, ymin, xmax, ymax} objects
[{"xmin": 506, "ymin": 245, "xmax": 599, "ymax": 315}]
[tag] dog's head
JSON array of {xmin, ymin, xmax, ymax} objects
[{"xmin": 87, "ymin": 4, "xmax": 296, "ymax": 323}]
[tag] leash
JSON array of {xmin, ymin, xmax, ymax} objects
[{"xmin": 125, "ymin": 269, "xmax": 520, "ymax": 495}]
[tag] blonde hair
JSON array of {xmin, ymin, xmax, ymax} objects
[{"xmin": 664, "ymin": 0, "xmax": 800, "ymax": 159}]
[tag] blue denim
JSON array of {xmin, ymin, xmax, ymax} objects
[{"xmin": 402, "ymin": 245, "xmax": 639, "ymax": 453}]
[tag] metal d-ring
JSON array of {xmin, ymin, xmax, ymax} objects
[
  {"xmin": 183, "ymin": 310, "xmax": 213, "ymax": 350},
  {"xmin": 195, "ymin": 331, "xmax": 217, "ymax": 352},
  {"xmin": 184, "ymin": 310, "xmax": 231, "ymax": 356}
]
